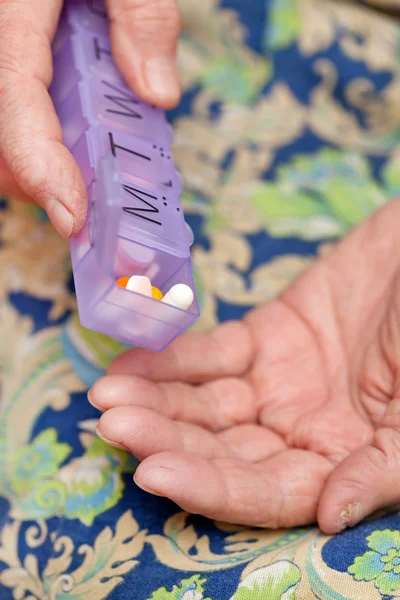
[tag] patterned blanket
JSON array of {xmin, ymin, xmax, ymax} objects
[{"xmin": 1, "ymin": 0, "xmax": 400, "ymax": 597}]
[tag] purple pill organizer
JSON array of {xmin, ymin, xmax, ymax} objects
[{"xmin": 50, "ymin": 0, "xmax": 199, "ymax": 352}]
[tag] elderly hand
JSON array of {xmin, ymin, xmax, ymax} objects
[
  {"xmin": 91, "ymin": 199, "xmax": 400, "ymax": 534},
  {"xmin": 0, "ymin": 0, "xmax": 180, "ymax": 236}
]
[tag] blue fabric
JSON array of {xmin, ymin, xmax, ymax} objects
[{"xmin": 1, "ymin": 0, "xmax": 400, "ymax": 598}]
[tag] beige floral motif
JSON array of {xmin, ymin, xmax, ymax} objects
[
  {"xmin": 297, "ymin": 0, "xmax": 400, "ymax": 71},
  {"xmin": 348, "ymin": 77, "xmax": 400, "ymax": 139},
  {"xmin": 218, "ymin": 84, "xmax": 306, "ymax": 148},
  {"xmin": 176, "ymin": 146, "xmax": 268, "ymax": 234},
  {"xmin": 249, "ymin": 255, "xmax": 314, "ymax": 302},
  {"xmin": 308, "ymin": 59, "xmax": 391, "ymax": 153},
  {"xmin": 190, "ymin": 232, "xmax": 252, "ymax": 332},
  {"xmin": 178, "ymin": 0, "xmax": 269, "ymax": 96},
  {"xmin": 193, "ymin": 232, "xmax": 252, "ymax": 302},
  {"xmin": 0, "ymin": 200, "xmax": 75, "ymax": 319},
  {"xmin": 174, "ymin": 85, "xmax": 306, "ymax": 242},
  {"xmin": 147, "ymin": 511, "xmax": 311, "ymax": 571},
  {"xmin": 0, "ymin": 302, "xmax": 83, "ymax": 464},
  {"xmin": 0, "ymin": 302, "xmax": 131, "ymax": 524},
  {"xmin": 194, "ymin": 232, "xmax": 313, "ymax": 309},
  {"xmin": 0, "ymin": 511, "xmax": 146, "ymax": 599},
  {"xmin": 0, "ymin": 302, "xmax": 88, "ymax": 527},
  {"xmin": 290, "ymin": 532, "xmax": 385, "ymax": 600},
  {"xmin": 173, "ymin": 119, "xmax": 224, "ymax": 199},
  {"xmin": 174, "ymin": 84, "xmax": 304, "ymax": 203},
  {"xmin": 212, "ymin": 149, "xmax": 271, "ymax": 235},
  {"xmin": 76, "ymin": 418, "xmax": 100, "ymax": 449}
]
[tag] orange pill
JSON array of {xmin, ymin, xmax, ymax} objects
[
  {"xmin": 151, "ymin": 286, "xmax": 163, "ymax": 300},
  {"xmin": 116, "ymin": 276, "xmax": 130, "ymax": 288}
]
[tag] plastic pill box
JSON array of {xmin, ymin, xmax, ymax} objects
[{"xmin": 50, "ymin": 0, "xmax": 199, "ymax": 352}]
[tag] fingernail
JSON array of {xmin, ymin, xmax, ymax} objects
[
  {"xmin": 133, "ymin": 473, "xmax": 163, "ymax": 497},
  {"xmin": 144, "ymin": 56, "xmax": 180, "ymax": 103},
  {"xmin": 95, "ymin": 426, "xmax": 127, "ymax": 451},
  {"xmin": 44, "ymin": 199, "xmax": 74, "ymax": 237},
  {"xmin": 87, "ymin": 389, "xmax": 103, "ymax": 412},
  {"xmin": 339, "ymin": 501, "xmax": 365, "ymax": 531}
]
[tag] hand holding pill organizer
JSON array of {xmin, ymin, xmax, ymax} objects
[{"xmin": 50, "ymin": 0, "xmax": 199, "ymax": 352}]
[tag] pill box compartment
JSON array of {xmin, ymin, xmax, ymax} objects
[
  {"xmin": 51, "ymin": 5, "xmax": 199, "ymax": 350},
  {"xmin": 70, "ymin": 159, "xmax": 199, "ymax": 351}
]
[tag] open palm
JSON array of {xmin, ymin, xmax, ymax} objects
[{"xmin": 91, "ymin": 200, "xmax": 400, "ymax": 534}]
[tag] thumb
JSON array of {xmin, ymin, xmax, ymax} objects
[
  {"xmin": 106, "ymin": 0, "xmax": 181, "ymax": 109},
  {"xmin": 318, "ymin": 398, "xmax": 400, "ymax": 534}
]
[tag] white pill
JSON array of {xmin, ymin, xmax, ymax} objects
[
  {"xmin": 161, "ymin": 284, "xmax": 194, "ymax": 310},
  {"xmin": 126, "ymin": 275, "xmax": 152, "ymax": 297}
]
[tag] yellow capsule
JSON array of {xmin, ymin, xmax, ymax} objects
[{"xmin": 151, "ymin": 286, "xmax": 163, "ymax": 300}]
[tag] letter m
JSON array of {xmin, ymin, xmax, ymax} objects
[{"xmin": 122, "ymin": 185, "xmax": 162, "ymax": 226}]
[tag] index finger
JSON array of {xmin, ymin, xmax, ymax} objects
[
  {"xmin": 108, "ymin": 321, "xmax": 254, "ymax": 383},
  {"xmin": 0, "ymin": 0, "xmax": 87, "ymax": 236}
]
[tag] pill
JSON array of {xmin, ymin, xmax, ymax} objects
[
  {"xmin": 126, "ymin": 275, "xmax": 152, "ymax": 297},
  {"xmin": 151, "ymin": 286, "xmax": 163, "ymax": 300},
  {"xmin": 161, "ymin": 284, "xmax": 194, "ymax": 310},
  {"xmin": 116, "ymin": 276, "xmax": 130, "ymax": 288}
]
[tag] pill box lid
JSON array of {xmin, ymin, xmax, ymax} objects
[{"xmin": 91, "ymin": 156, "xmax": 121, "ymax": 276}]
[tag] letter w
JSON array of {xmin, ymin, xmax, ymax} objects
[{"xmin": 102, "ymin": 81, "xmax": 142, "ymax": 119}]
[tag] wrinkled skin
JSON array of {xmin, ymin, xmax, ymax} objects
[
  {"xmin": 0, "ymin": 0, "xmax": 180, "ymax": 236},
  {"xmin": 5, "ymin": 0, "xmax": 400, "ymax": 536},
  {"xmin": 92, "ymin": 199, "xmax": 400, "ymax": 534}
]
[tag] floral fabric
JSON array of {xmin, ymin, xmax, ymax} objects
[{"xmin": 1, "ymin": 0, "xmax": 400, "ymax": 597}]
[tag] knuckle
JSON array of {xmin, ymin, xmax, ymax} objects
[
  {"xmin": 0, "ymin": 15, "xmax": 52, "ymax": 84},
  {"xmin": 232, "ymin": 467, "xmax": 283, "ymax": 528},
  {"xmin": 12, "ymin": 155, "xmax": 49, "ymax": 200},
  {"xmin": 0, "ymin": 28, "xmax": 26, "ymax": 75},
  {"xmin": 331, "ymin": 470, "xmax": 370, "ymax": 498},
  {"xmin": 113, "ymin": 0, "xmax": 179, "ymax": 38},
  {"xmin": 217, "ymin": 379, "xmax": 257, "ymax": 427},
  {"xmin": 53, "ymin": 153, "xmax": 87, "ymax": 210},
  {"xmin": 374, "ymin": 427, "xmax": 400, "ymax": 469},
  {"xmin": 5, "ymin": 142, "xmax": 74, "ymax": 207},
  {"xmin": 212, "ymin": 321, "xmax": 253, "ymax": 375}
]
